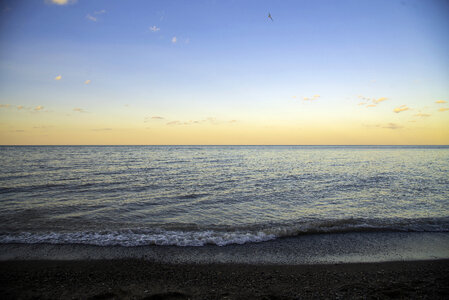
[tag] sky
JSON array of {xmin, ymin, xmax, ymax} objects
[{"xmin": 0, "ymin": 0, "xmax": 448, "ymax": 145}]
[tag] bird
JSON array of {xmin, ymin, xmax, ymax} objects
[{"xmin": 268, "ymin": 13, "xmax": 273, "ymax": 21}]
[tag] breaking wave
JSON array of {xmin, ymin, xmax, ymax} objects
[{"xmin": 1, "ymin": 217, "xmax": 448, "ymax": 247}]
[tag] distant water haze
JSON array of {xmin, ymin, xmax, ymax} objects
[{"xmin": 0, "ymin": 146, "xmax": 448, "ymax": 247}]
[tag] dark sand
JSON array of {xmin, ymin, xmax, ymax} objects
[{"xmin": 1, "ymin": 259, "xmax": 448, "ymax": 299}]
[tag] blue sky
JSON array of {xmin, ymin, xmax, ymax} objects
[{"xmin": 0, "ymin": 0, "xmax": 448, "ymax": 144}]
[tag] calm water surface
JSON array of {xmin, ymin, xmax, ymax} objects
[{"xmin": 0, "ymin": 146, "xmax": 448, "ymax": 246}]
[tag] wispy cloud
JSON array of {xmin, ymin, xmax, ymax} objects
[
  {"xmin": 435, "ymin": 100, "xmax": 447, "ymax": 104},
  {"xmin": 414, "ymin": 113, "xmax": 431, "ymax": 117},
  {"xmin": 438, "ymin": 108, "xmax": 449, "ymax": 112},
  {"xmin": 86, "ymin": 9, "xmax": 105, "ymax": 22},
  {"xmin": 148, "ymin": 116, "xmax": 235, "ymax": 126},
  {"xmin": 363, "ymin": 123, "xmax": 403, "ymax": 130},
  {"xmin": 84, "ymin": 80, "xmax": 91, "ymax": 84},
  {"xmin": 2, "ymin": 104, "xmax": 32, "ymax": 111},
  {"xmin": 165, "ymin": 117, "xmax": 229, "ymax": 126},
  {"xmin": 34, "ymin": 106, "xmax": 44, "ymax": 111},
  {"xmin": 393, "ymin": 105, "xmax": 410, "ymax": 113},
  {"xmin": 373, "ymin": 97, "xmax": 388, "ymax": 104},
  {"xmin": 357, "ymin": 95, "xmax": 388, "ymax": 108},
  {"xmin": 383, "ymin": 123, "xmax": 403, "ymax": 130},
  {"xmin": 149, "ymin": 25, "xmax": 160, "ymax": 32},
  {"xmin": 144, "ymin": 116, "xmax": 164, "ymax": 122},
  {"xmin": 303, "ymin": 95, "xmax": 320, "ymax": 101},
  {"xmin": 33, "ymin": 125, "xmax": 53, "ymax": 129},
  {"xmin": 73, "ymin": 108, "xmax": 87, "ymax": 113},
  {"xmin": 86, "ymin": 14, "xmax": 97, "ymax": 22},
  {"xmin": 171, "ymin": 36, "xmax": 177, "ymax": 43},
  {"xmin": 91, "ymin": 128, "xmax": 112, "ymax": 131},
  {"xmin": 46, "ymin": 0, "xmax": 77, "ymax": 5},
  {"xmin": 167, "ymin": 120, "xmax": 181, "ymax": 125},
  {"xmin": 54, "ymin": 75, "xmax": 62, "ymax": 81}
]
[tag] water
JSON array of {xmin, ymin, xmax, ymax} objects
[{"xmin": 0, "ymin": 146, "xmax": 448, "ymax": 247}]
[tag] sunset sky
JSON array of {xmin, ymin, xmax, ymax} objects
[{"xmin": 0, "ymin": 0, "xmax": 448, "ymax": 145}]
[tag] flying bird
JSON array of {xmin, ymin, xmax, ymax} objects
[{"xmin": 268, "ymin": 13, "xmax": 273, "ymax": 21}]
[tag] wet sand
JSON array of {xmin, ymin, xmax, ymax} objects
[{"xmin": 1, "ymin": 259, "xmax": 448, "ymax": 299}]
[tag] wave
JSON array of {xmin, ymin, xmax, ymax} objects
[{"xmin": 1, "ymin": 217, "xmax": 448, "ymax": 247}]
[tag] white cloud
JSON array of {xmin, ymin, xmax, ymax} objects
[
  {"xmin": 393, "ymin": 105, "xmax": 410, "ymax": 113},
  {"xmin": 94, "ymin": 9, "xmax": 106, "ymax": 15},
  {"xmin": 54, "ymin": 75, "xmax": 62, "ymax": 80},
  {"xmin": 171, "ymin": 36, "xmax": 177, "ymax": 43},
  {"xmin": 86, "ymin": 14, "xmax": 97, "ymax": 22},
  {"xmin": 149, "ymin": 25, "xmax": 160, "ymax": 32}
]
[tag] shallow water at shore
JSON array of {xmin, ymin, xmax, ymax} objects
[{"xmin": 2, "ymin": 232, "xmax": 448, "ymax": 264}]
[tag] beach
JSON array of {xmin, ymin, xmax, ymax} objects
[
  {"xmin": 1, "ymin": 232, "xmax": 449, "ymax": 299},
  {"xmin": 1, "ymin": 259, "xmax": 448, "ymax": 299}
]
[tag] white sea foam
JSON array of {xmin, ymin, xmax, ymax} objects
[
  {"xmin": 0, "ymin": 230, "xmax": 276, "ymax": 247},
  {"xmin": 1, "ymin": 218, "xmax": 448, "ymax": 247}
]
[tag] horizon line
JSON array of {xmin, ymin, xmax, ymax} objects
[{"xmin": 1, "ymin": 144, "xmax": 448, "ymax": 147}]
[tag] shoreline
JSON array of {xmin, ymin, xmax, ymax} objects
[
  {"xmin": 2, "ymin": 231, "xmax": 449, "ymax": 264},
  {"xmin": 1, "ymin": 259, "xmax": 448, "ymax": 299}
]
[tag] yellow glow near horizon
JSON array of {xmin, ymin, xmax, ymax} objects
[{"xmin": 1, "ymin": 105, "xmax": 448, "ymax": 145}]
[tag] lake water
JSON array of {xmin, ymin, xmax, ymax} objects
[{"xmin": 1, "ymin": 145, "xmax": 448, "ymax": 247}]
